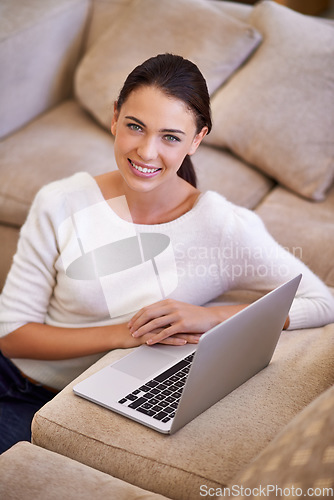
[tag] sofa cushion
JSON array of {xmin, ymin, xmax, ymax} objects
[
  {"xmin": 205, "ymin": 1, "xmax": 334, "ymax": 201},
  {"xmin": 0, "ymin": 225, "xmax": 20, "ymax": 292},
  {"xmin": 84, "ymin": 0, "xmax": 253, "ymax": 49},
  {"xmin": 0, "ymin": 0, "xmax": 90, "ymax": 139},
  {"xmin": 32, "ymin": 323, "xmax": 334, "ymax": 500},
  {"xmin": 0, "ymin": 442, "xmax": 169, "ymax": 500},
  {"xmin": 256, "ymin": 184, "xmax": 334, "ymax": 287},
  {"xmin": 231, "ymin": 383, "xmax": 334, "ymax": 496},
  {"xmin": 193, "ymin": 144, "xmax": 274, "ymax": 209},
  {"xmin": 75, "ymin": 0, "xmax": 262, "ymax": 130},
  {"xmin": 0, "ymin": 100, "xmax": 117, "ymax": 228}
]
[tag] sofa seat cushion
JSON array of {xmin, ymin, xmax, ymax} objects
[
  {"xmin": 255, "ymin": 184, "xmax": 334, "ymax": 287},
  {"xmin": 75, "ymin": 0, "xmax": 262, "ymax": 130},
  {"xmin": 231, "ymin": 383, "xmax": 334, "ymax": 496},
  {"xmin": 32, "ymin": 324, "xmax": 334, "ymax": 500},
  {"xmin": 205, "ymin": 0, "xmax": 334, "ymax": 201},
  {"xmin": 193, "ymin": 144, "xmax": 274, "ymax": 209},
  {"xmin": 0, "ymin": 100, "xmax": 117, "ymax": 228},
  {"xmin": 0, "ymin": 442, "xmax": 169, "ymax": 500}
]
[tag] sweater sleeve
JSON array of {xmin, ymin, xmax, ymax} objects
[
  {"xmin": 221, "ymin": 204, "xmax": 334, "ymax": 330},
  {"xmin": 0, "ymin": 186, "xmax": 59, "ymax": 337}
]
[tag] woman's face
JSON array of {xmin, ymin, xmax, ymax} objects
[{"xmin": 111, "ymin": 85, "xmax": 207, "ymax": 194}]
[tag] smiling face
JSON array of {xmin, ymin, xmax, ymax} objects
[{"xmin": 111, "ymin": 85, "xmax": 207, "ymax": 195}]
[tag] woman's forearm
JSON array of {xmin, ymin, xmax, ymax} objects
[{"xmin": 0, "ymin": 321, "xmax": 138, "ymax": 360}]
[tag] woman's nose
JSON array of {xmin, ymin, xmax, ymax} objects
[{"xmin": 137, "ymin": 136, "xmax": 158, "ymax": 161}]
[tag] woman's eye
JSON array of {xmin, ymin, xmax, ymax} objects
[
  {"xmin": 164, "ymin": 135, "xmax": 180, "ymax": 143},
  {"xmin": 127, "ymin": 123, "xmax": 142, "ymax": 132}
]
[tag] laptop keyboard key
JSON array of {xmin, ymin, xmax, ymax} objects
[
  {"xmin": 153, "ymin": 411, "xmax": 169, "ymax": 421},
  {"xmin": 128, "ymin": 397, "xmax": 147, "ymax": 409},
  {"xmin": 137, "ymin": 407, "xmax": 156, "ymax": 417}
]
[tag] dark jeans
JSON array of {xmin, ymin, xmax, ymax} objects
[{"xmin": 0, "ymin": 352, "xmax": 56, "ymax": 454}]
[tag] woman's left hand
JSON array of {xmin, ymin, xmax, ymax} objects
[{"xmin": 128, "ymin": 299, "xmax": 220, "ymax": 346}]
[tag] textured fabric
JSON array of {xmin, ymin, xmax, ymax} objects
[
  {"xmin": 205, "ymin": 0, "xmax": 334, "ymax": 201},
  {"xmin": 256, "ymin": 184, "xmax": 334, "ymax": 287},
  {"xmin": 84, "ymin": 0, "xmax": 253, "ymax": 50},
  {"xmin": 1, "ymin": 172, "xmax": 333, "ymax": 389},
  {"xmin": 192, "ymin": 144, "xmax": 274, "ymax": 209},
  {"xmin": 32, "ymin": 324, "xmax": 334, "ymax": 499},
  {"xmin": 0, "ymin": 0, "xmax": 90, "ymax": 139},
  {"xmin": 231, "ymin": 384, "xmax": 334, "ymax": 498},
  {"xmin": 0, "ymin": 442, "xmax": 169, "ymax": 499},
  {"xmin": 0, "ymin": 100, "xmax": 117, "ymax": 228},
  {"xmin": 0, "ymin": 225, "xmax": 19, "ymax": 293},
  {"xmin": 74, "ymin": 0, "xmax": 262, "ymax": 130}
]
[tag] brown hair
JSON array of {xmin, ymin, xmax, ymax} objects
[{"xmin": 115, "ymin": 54, "xmax": 212, "ymax": 187}]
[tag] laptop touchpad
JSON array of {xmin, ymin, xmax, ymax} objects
[{"xmin": 112, "ymin": 348, "xmax": 175, "ymax": 380}]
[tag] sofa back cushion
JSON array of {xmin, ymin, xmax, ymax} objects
[
  {"xmin": 74, "ymin": 0, "xmax": 262, "ymax": 130},
  {"xmin": 205, "ymin": 0, "xmax": 334, "ymax": 201},
  {"xmin": 0, "ymin": 0, "xmax": 90, "ymax": 139}
]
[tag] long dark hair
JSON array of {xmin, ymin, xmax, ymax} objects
[{"xmin": 115, "ymin": 54, "xmax": 212, "ymax": 188}]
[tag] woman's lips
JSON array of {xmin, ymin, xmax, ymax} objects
[{"xmin": 128, "ymin": 159, "xmax": 161, "ymax": 178}]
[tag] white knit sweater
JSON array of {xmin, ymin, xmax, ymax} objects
[{"xmin": 1, "ymin": 173, "xmax": 333, "ymax": 389}]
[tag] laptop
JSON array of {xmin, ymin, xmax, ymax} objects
[{"xmin": 73, "ymin": 274, "xmax": 301, "ymax": 434}]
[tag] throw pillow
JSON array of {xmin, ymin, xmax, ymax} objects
[
  {"xmin": 205, "ymin": 1, "xmax": 334, "ymax": 201},
  {"xmin": 231, "ymin": 383, "xmax": 334, "ymax": 496},
  {"xmin": 75, "ymin": 0, "xmax": 262, "ymax": 130}
]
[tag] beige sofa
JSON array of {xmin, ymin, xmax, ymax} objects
[{"xmin": 0, "ymin": 0, "xmax": 334, "ymax": 498}]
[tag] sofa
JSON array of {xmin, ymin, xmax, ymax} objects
[{"xmin": 0, "ymin": 0, "xmax": 334, "ymax": 498}]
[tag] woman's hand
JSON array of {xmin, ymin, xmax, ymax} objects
[{"xmin": 128, "ymin": 299, "xmax": 242, "ymax": 346}]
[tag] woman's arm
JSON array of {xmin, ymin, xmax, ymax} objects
[
  {"xmin": 0, "ymin": 322, "xmax": 145, "ymax": 360},
  {"xmin": 0, "ymin": 317, "xmax": 205, "ymax": 359}
]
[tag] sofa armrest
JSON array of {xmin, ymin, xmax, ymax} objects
[{"xmin": 0, "ymin": 0, "xmax": 90, "ymax": 139}]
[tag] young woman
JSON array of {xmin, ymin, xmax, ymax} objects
[{"xmin": 0, "ymin": 54, "xmax": 333, "ymax": 453}]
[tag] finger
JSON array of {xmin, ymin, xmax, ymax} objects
[
  {"xmin": 174, "ymin": 333, "xmax": 202, "ymax": 343},
  {"xmin": 158, "ymin": 337, "xmax": 188, "ymax": 346},
  {"xmin": 128, "ymin": 302, "xmax": 160, "ymax": 325},
  {"xmin": 131, "ymin": 315, "xmax": 177, "ymax": 338},
  {"xmin": 145, "ymin": 324, "xmax": 190, "ymax": 345},
  {"xmin": 128, "ymin": 300, "xmax": 176, "ymax": 331},
  {"xmin": 151, "ymin": 333, "xmax": 202, "ymax": 346}
]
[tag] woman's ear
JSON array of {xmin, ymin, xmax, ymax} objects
[
  {"xmin": 111, "ymin": 102, "xmax": 119, "ymax": 136},
  {"xmin": 188, "ymin": 126, "xmax": 208, "ymax": 156}
]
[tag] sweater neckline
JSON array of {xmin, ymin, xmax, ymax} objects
[{"xmin": 82, "ymin": 172, "xmax": 212, "ymax": 229}]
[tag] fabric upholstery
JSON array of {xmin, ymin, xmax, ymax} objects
[
  {"xmin": 32, "ymin": 323, "xmax": 334, "ymax": 500},
  {"xmin": 231, "ymin": 384, "xmax": 334, "ymax": 497},
  {"xmin": 0, "ymin": 441, "xmax": 169, "ymax": 500},
  {"xmin": 205, "ymin": 0, "xmax": 334, "ymax": 201},
  {"xmin": 0, "ymin": 225, "xmax": 20, "ymax": 292},
  {"xmin": 0, "ymin": 100, "xmax": 117, "ymax": 228},
  {"xmin": 256, "ymin": 184, "xmax": 334, "ymax": 287},
  {"xmin": 0, "ymin": 0, "xmax": 90, "ymax": 139},
  {"xmin": 84, "ymin": 0, "xmax": 253, "ymax": 49},
  {"xmin": 193, "ymin": 144, "xmax": 274, "ymax": 209},
  {"xmin": 75, "ymin": 0, "xmax": 262, "ymax": 130}
]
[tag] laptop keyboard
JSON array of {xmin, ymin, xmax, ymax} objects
[{"xmin": 118, "ymin": 353, "xmax": 195, "ymax": 423}]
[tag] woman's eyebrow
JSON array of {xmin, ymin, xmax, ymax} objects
[
  {"xmin": 125, "ymin": 116, "xmax": 146, "ymax": 127},
  {"xmin": 160, "ymin": 128, "xmax": 185, "ymax": 135},
  {"xmin": 125, "ymin": 115, "xmax": 185, "ymax": 135}
]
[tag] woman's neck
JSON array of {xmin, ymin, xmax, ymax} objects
[{"xmin": 95, "ymin": 171, "xmax": 200, "ymax": 225}]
